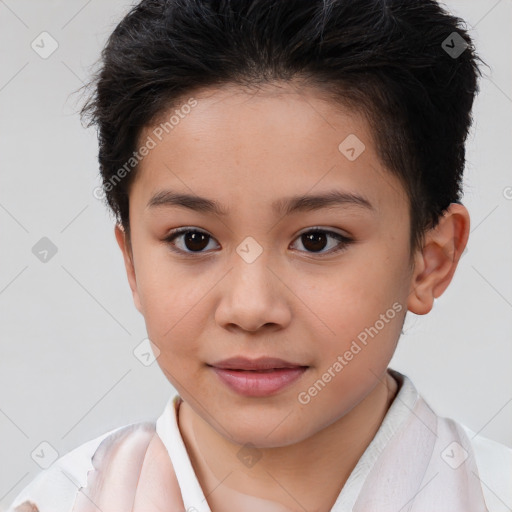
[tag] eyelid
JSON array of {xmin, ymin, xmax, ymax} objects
[{"xmin": 295, "ymin": 225, "xmax": 351, "ymax": 239}]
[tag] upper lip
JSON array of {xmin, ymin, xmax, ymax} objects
[{"xmin": 208, "ymin": 356, "xmax": 308, "ymax": 370}]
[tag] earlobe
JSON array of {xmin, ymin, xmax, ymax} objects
[
  {"xmin": 407, "ymin": 203, "xmax": 470, "ymax": 315},
  {"xmin": 114, "ymin": 224, "xmax": 143, "ymax": 314}
]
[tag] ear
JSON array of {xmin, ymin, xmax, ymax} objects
[
  {"xmin": 114, "ymin": 224, "xmax": 143, "ymax": 314},
  {"xmin": 407, "ymin": 203, "xmax": 470, "ymax": 315}
]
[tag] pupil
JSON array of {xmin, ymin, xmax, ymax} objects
[
  {"xmin": 185, "ymin": 231, "xmax": 209, "ymax": 251},
  {"xmin": 303, "ymin": 232, "xmax": 327, "ymax": 252}
]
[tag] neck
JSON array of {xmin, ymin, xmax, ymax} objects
[{"xmin": 178, "ymin": 371, "xmax": 398, "ymax": 512}]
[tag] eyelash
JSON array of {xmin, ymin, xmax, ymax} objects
[{"xmin": 163, "ymin": 227, "xmax": 353, "ymax": 257}]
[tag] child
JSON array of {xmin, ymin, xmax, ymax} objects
[{"xmin": 8, "ymin": 0, "xmax": 511, "ymax": 511}]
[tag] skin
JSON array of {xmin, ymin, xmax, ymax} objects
[{"xmin": 114, "ymin": 82, "xmax": 470, "ymax": 511}]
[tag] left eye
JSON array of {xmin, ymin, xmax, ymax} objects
[
  {"xmin": 164, "ymin": 228, "xmax": 352, "ymax": 256},
  {"xmin": 290, "ymin": 229, "xmax": 352, "ymax": 255}
]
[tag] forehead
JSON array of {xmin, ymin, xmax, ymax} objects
[{"xmin": 132, "ymin": 83, "xmax": 408, "ymax": 217}]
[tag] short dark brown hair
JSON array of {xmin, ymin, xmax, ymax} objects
[{"xmin": 80, "ymin": 0, "xmax": 486, "ymax": 254}]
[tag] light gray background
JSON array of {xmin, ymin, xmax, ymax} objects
[{"xmin": 1, "ymin": 0, "xmax": 511, "ymax": 508}]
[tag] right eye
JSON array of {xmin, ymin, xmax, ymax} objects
[{"xmin": 164, "ymin": 228, "xmax": 220, "ymax": 255}]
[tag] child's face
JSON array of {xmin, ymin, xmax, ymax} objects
[{"xmin": 117, "ymin": 83, "xmax": 417, "ymax": 447}]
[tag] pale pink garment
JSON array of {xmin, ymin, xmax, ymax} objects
[
  {"xmin": 72, "ymin": 372, "xmax": 488, "ymax": 512},
  {"xmin": 10, "ymin": 371, "xmax": 497, "ymax": 512},
  {"xmin": 70, "ymin": 423, "xmax": 185, "ymax": 511}
]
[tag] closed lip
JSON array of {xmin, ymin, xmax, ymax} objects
[{"xmin": 208, "ymin": 356, "xmax": 308, "ymax": 371}]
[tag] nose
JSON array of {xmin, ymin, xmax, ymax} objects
[{"xmin": 214, "ymin": 255, "xmax": 292, "ymax": 333}]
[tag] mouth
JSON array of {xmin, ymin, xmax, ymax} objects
[
  {"xmin": 207, "ymin": 357, "xmax": 309, "ymax": 397},
  {"xmin": 216, "ymin": 368, "xmax": 300, "ymax": 373},
  {"xmin": 207, "ymin": 356, "xmax": 308, "ymax": 371}
]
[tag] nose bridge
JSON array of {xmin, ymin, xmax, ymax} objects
[
  {"xmin": 230, "ymin": 240, "xmax": 276, "ymax": 303},
  {"xmin": 215, "ymin": 241, "xmax": 290, "ymax": 331}
]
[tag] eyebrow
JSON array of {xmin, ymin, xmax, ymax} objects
[{"xmin": 146, "ymin": 189, "xmax": 375, "ymax": 216}]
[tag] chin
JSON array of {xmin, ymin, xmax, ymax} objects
[{"xmin": 217, "ymin": 413, "xmax": 315, "ymax": 449}]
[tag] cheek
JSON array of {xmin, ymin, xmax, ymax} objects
[
  {"xmin": 296, "ymin": 259, "xmax": 403, "ymax": 332},
  {"xmin": 291, "ymin": 249, "xmax": 407, "ymax": 371},
  {"xmin": 132, "ymin": 250, "xmax": 208, "ymax": 350}
]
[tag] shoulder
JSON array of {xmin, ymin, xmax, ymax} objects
[
  {"xmin": 7, "ymin": 421, "xmax": 155, "ymax": 512},
  {"xmin": 461, "ymin": 424, "xmax": 512, "ymax": 512}
]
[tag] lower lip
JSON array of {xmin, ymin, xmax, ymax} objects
[{"xmin": 210, "ymin": 366, "xmax": 308, "ymax": 397}]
